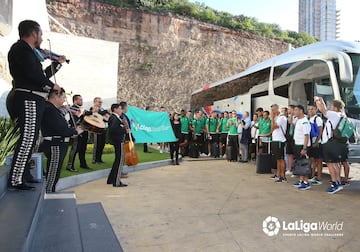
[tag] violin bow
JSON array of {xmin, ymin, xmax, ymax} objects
[{"xmin": 47, "ymin": 39, "xmax": 77, "ymax": 128}]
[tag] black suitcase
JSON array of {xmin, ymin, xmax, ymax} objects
[
  {"xmin": 189, "ymin": 142, "xmax": 199, "ymax": 158},
  {"xmin": 211, "ymin": 142, "xmax": 220, "ymax": 158},
  {"xmin": 256, "ymin": 153, "xmax": 273, "ymax": 173},
  {"xmin": 256, "ymin": 139, "xmax": 273, "ymax": 173},
  {"xmin": 226, "ymin": 145, "xmax": 237, "ymax": 162}
]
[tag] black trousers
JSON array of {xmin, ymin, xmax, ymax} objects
[
  {"xmin": 228, "ymin": 134, "xmax": 239, "ymax": 154},
  {"xmin": 93, "ymin": 131, "xmax": 106, "ymax": 163},
  {"xmin": 170, "ymin": 141, "xmax": 179, "ymax": 161},
  {"xmin": 67, "ymin": 132, "xmax": 88, "ymax": 168},
  {"xmin": 194, "ymin": 133, "xmax": 205, "ymax": 153},
  {"xmin": 107, "ymin": 142, "xmax": 124, "ymax": 186},
  {"xmin": 9, "ymin": 91, "xmax": 45, "ymax": 186},
  {"xmin": 143, "ymin": 143, "xmax": 148, "ymax": 152},
  {"xmin": 42, "ymin": 140, "xmax": 68, "ymax": 193}
]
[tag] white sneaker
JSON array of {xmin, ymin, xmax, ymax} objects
[
  {"xmin": 223, "ymin": 154, "xmax": 226, "ymax": 159},
  {"xmin": 160, "ymin": 149, "xmax": 163, "ymax": 154},
  {"xmin": 207, "ymin": 153, "xmax": 211, "ymax": 157},
  {"xmin": 200, "ymin": 153, "xmax": 207, "ymax": 157},
  {"xmin": 178, "ymin": 154, "xmax": 182, "ymax": 158},
  {"xmin": 285, "ymin": 171, "xmax": 292, "ymax": 176},
  {"xmin": 291, "ymin": 174, "xmax": 298, "ymax": 178}
]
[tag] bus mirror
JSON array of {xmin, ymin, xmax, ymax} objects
[{"xmin": 337, "ymin": 52, "xmax": 353, "ymax": 83}]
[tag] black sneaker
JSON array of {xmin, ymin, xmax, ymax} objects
[
  {"xmin": 270, "ymin": 175, "xmax": 278, "ymax": 180},
  {"xmin": 275, "ymin": 177, "xmax": 288, "ymax": 183}
]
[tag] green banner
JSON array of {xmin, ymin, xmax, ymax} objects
[{"xmin": 126, "ymin": 105, "xmax": 176, "ymax": 143}]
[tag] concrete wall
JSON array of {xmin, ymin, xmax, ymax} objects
[
  {"xmin": 47, "ymin": 0, "xmax": 290, "ymax": 112},
  {"xmin": 43, "ymin": 32, "xmax": 119, "ymax": 109},
  {"xmin": 0, "ymin": 0, "xmax": 119, "ymax": 117}
]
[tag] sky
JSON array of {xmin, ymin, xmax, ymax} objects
[{"xmin": 188, "ymin": 0, "xmax": 359, "ymax": 41}]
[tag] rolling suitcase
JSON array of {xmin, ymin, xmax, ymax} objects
[
  {"xmin": 189, "ymin": 142, "xmax": 199, "ymax": 158},
  {"xmin": 211, "ymin": 142, "xmax": 220, "ymax": 158},
  {"xmin": 226, "ymin": 145, "xmax": 237, "ymax": 162},
  {"xmin": 256, "ymin": 138, "xmax": 272, "ymax": 173}
]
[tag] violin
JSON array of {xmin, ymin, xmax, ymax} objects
[
  {"xmin": 35, "ymin": 48, "xmax": 70, "ymax": 64},
  {"xmin": 123, "ymin": 116, "xmax": 139, "ymax": 166}
]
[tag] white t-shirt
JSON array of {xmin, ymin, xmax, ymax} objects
[
  {"xmin": 309, "ymin": 115, "xmax": 323, "ymax": 143},
  {"xmin": 321, "ymin": 111, "xmax": 342, "ymax": 144},
  {"xmin": 294, "ymin": 117, "xmax": 311, "ymax": 146},
  {"xmin": 251, "ymin": 121, "xmax": 259, "ymax": 143},
  {"xmin": 272, "ymin": 115, "xmax": 287, "ymax": 142}
]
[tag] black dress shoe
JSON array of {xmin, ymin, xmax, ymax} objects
[
  {"xmin": 66, "ymin": 167, "xmax": 78, "ymax": 172},
  {"xmin": 113, "ymin": 183, "xmax": 128, "ymax": 187},
  {"xmin": 27, "ymin": 178, "xmax": 41, "ymax": 183},
  {"xmin": 10, "ymin": 183, "xmax": 36, "ymax": 191},
  {"xmin": 80, "ymin": 165, "xmax": 91, "ymax": 169}
]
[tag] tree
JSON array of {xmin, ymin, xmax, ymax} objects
[
  {"xmin": 240, "ymin": 17, "xmax": 256, "ymax": 32},
  {"xmin": 101, "ymin": 0, "xmax": 318, "ymax": 46}
]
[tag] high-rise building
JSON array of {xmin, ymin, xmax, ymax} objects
[{"xmin": 299, "ymin": 0, "xmax": 339, "ymax": 41}]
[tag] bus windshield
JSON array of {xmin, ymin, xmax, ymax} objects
[{"xmin": 337, "ymin": 53, "xmax": 360, "ymax": 119}]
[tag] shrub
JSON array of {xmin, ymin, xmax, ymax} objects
[{"xmin": 0, "ymin": 118, "xmax": 19, "ymax": 165}]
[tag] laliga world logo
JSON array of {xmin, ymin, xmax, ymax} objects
[
  {"xmin": 130, "ymin": 119, "xmax": 139, "ymax": 131},
  {"xmin": 263, "ymin": 216, "xmax": 281, "ymax": 236}
]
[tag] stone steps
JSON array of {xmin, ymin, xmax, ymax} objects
[
  {"xmin": 30, "ymin": 192, "xmax": 83, "ymax": 252},
  {"xmin": 0, "ymin": 166, "xmax": 122, "ymax": 252},
  {"xmin": 77, "ymin": 203, "xmax": 123, "ymax": 252},
  {"xmin": 0, "ymin": 178, "xmax": 43, "ymax": 252}
]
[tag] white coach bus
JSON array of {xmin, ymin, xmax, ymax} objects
[{"xmin": 191, "ymin": 40, "xmax": 360, "ymax": 162}]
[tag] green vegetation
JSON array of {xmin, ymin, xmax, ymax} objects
[
  {"xmin": 0, "ymin": 118, "xmax": 19, "ymax": 165},
  {"xmin": 59, "ymin": 144, "xmax": 169, "ymax": 178},
  {"xmin": 100, "ymin": 0, "xmax": 318, "ymax": 46},
  {"xmin": 0, "ymin": 116, "xmax": 168, "ymax": 177}
]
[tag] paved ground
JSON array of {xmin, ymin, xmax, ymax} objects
[{"xmin": 69, "ymin": 158, "xmax": 360, "ymax": 252}]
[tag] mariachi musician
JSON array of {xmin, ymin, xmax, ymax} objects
[
  {"xmin": 107, "ymin": 104, "xmax": 128, "ymax": 187},
  {"xmin": 119, "ymin": 101, "xmax": 134, "ymax": 177},
  {"xmin": 7, "ymin": 20, "xmax": 67, "ymax": 190},
  {"xmin": 40, "ymin": 88, "xmax": 83, "ymax": 193},
  {"xmin": 90, "ymin": 97, "xmax": 110, "ymax": 164},
  {"xmin": 66, "ymin": 94, "xmax": 90, "ymax": 171}
]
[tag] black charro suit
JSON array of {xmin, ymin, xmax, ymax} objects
[
  {"xmin": 7, "ymin": 39, "xmax": 55, "ymax": 188},
  {"xmin": 106, "ymin": 113, "xmax": 127, "ymax": 186}
]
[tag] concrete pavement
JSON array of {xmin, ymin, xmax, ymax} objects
[{"xmin": 69, "ymin": 158, "xmax": 360, "ymax": 252}]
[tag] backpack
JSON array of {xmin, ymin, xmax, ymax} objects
[
  {"xmin": 329, "ymin": 116, "xmax": 355, "ymax": 144},
  {"xmin": 309, "ymin": 116, "xmax": 320, "ymax": 139}
]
